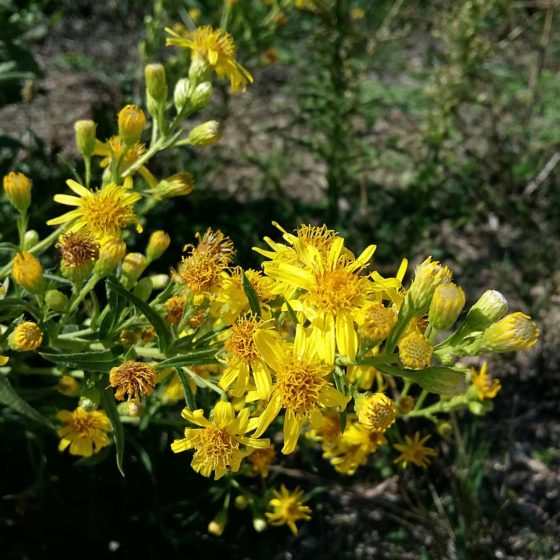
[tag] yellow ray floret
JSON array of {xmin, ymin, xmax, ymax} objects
[
  {"xmin": 171, "ymin": 401, "xmax": 269, "ymax": 480},
  {"xmin": 166, "ymin": 25, "xmax": 253, "ymax": 93},
  {"xmin": 266, "ymin": 485, "xmax": 311, "ymax": 535},
  {"xmin": 47, "ymin": 178, "xmax": 141, "ymax": 240}
]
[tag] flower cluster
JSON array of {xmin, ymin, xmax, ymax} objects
[{"xmin": 0, "ymin": 22, "xmax": 540, "ymax": 538}]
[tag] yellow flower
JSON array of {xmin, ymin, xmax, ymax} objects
[
  {"xmin": 176, "ymin": 228, "xmax": 235, "ymax": 300},
  {"xmin": 9, "ymin": 321, "xmax": 43, "ymax": 351},
  {"xmin": 12, "ymin": 251, "xmax": 44, "ymax": 294},
  {"xmin": 47, "ymin": 179, "xmax": 141, "ymax": 241},
  {"xmin": 57, "ymin": 375, "xmax": 80, "ymax": 397},
  {"xmin": 146, "ymin": 230, "xmax": 171, "ymax": 262},
  {"xmin": 93, "ymin": 137, "xmax": 157, "ymax": 187},
  {"xmin": 252, "ymin": 325, "xmax": 349, "ymax": 454},
  {"xmin": 399, "ymin": 332, "xmax": 432, "ymax": 369},
  {"xmin": 393, "ymin": 432, "xmax": 437, "ymax": 469},
  {"xmin": 166, "ymin": 25, "xmax": 253, "ymax": 93},
  {"xmin": 259, "ymin": 224, "xmax": 379, "ymax": 363},
  {"xmin": 355, "ymin": 393, "xmax": 396, "ymax": 432},
  {"xmin": 109, "ymin": 361, "xmax": 158, "ymax": 403},
  {"xmin": 171, "ymin": 401, "xmax": 270, "ymax": 480},
  {"xmin": 210, "ymin": 267, "xmax": 274, "ymax": 325},
  {"xmin": 57, "ymin": 407, "xmax": 112, "ymax": 457},
  {"xmin": 0, "ymin": 356, "xmax": 9, "ymax": 366},
  {"xmin": 219, "ymin": 314, "xmax": 275, "ymax": 399},
  {"xmin": 328, "ymin": 421, "xmax": 386, "ymax": 475},
  {"xmin": 471, "ymin": 362, "xmax": 501, "ymax": 400},
  {"xmin": 266, "ymin": 485, "xmax": 311, "ymax": 535},
  {"xmin": 481, "ymin": 312, "xmax": 539, "ymax": 352}
]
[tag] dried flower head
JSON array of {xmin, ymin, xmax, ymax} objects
[{"xmin": 109, "ymin": 361, "xmax": 158, "ymax": 403}]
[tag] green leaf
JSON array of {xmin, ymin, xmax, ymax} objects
[
  {"xmin": 241, "ymin": 269, "xmax": 261, "ymax": 317},
  {"xmin": 157, "ymin": 348, "xmax": 219, "ymax": 368},
  {"xmin": 376, "ymin": 364, "xmax": 466, "ymax": 396},
  {"xmin": 0, "ymin": 375, "xmax": 55, "ymax": 430},
  {"xmin": 175, "ymin": 367, "xmax": 196, "ymax": 410},
  {"xmin": 40, "ymin": 347, "xmax": 123, "ymax": 372},
  {"xmin": 107, "ymin": 277, "xmax": 172, "ymax": 352},
  {"xmin": 97, "ymin": 380, "xmax": 125, "ymax": 476}
]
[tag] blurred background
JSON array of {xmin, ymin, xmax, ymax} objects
[{"xmin": 0, "ymin": 0, "xmax": 559, "ymax": 558}]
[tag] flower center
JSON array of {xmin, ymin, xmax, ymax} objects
[
  {"xmin": 275, "ymin": 360, "xmax": 328, "ymax": 415},
  {"xmin": 192, "ymin": 426, "xmax": 238, "ymax": 469},
  {"xmin": 225, "ymin": 318, "xmax": 260, "ymax": 362},
  {"xmin": 363, "ymin": 302, "xmax": 397, "ymax": 340},
  {"xmin": 82, "ymin": 188, "xmax": 135, "ymax": 236},
  {"xmin": 305, "ymin": 268, "xmax": 363, "ymax": 314}
]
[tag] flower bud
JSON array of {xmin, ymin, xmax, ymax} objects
[
  {"xmin": 122, "ymin": 252, "xmax": 147, "ymax": 286},
  {"xmin": 463, "ymin": 290, "xmax": 508, "ymax": 333},
  {"xmin": 61, "ymin": 260, "xmax": 94, "ymax": 285},
  {"xmin": 436, "ymin": 421, "xmax": 453, "ymax": 438},
  {"xmin": 145, "ymin": 63, "xmax": 168, "ymax": 103},
  {"xmin": 355, "ymin": 393, "xmax": 396, "ymax": 432},
  {"xmin": 12, "ymin": 252, "xmax": 43, "ymax": 294},
  {"xmin": 153, "ymin": 172, "xmax": 195, "ymax": 199},
  {"xmin": 480, "ymin": 312, "xmax": 539, "ymax": 352},
  {"xmin": 118, "ymin": 105, "xmax": 145, "ymax": 145},
  {"xmin": 23, "ymin": 230, "xmax": 40, "ymax": 249},
  {"xmin": 188, "ymin": 56, "xmax": 211, "ymax": 86},
  {"xmin": 74, "ymin": 120, "xmax": 97, "ymax": 157},
  {"xmin": 407, "ymin": 257, "xmax": 452, "ymax": 313},
  {"xmin": 149, "ymin": 274, "xmax": 169, "ymax": 290},
  {"xmin": 146, "ymin": 230, "xmax": 171, "ymax": 262},
  {"xmin": 397, "ymin": 395, "xmax": 415, "ymax": 414},
  {"xmin": 133, "ymin": 277, "xmax": 153, "ymax": 301},
  {"xmin": 57, "ymin": 375, "xmax": 80, "ymax": 397},
  {"xmin": 186, "ymin": 121, "xmax": 221, "ymax": 146},
  {"xmin": 207, "ymin": 510, "xmax": 227, "ymax": 536},
  {"xmin": 399, "ymin": 332, "xmax": 432, "ymax": 369},
  {"xmin": 173, "ymin": 78, "xmax": 192, "ymax": 112},
  {"xmin": 45, "ymin": 289, "xmax": 68, "ymax": 312},
  {"xmin": 94, "ymin": 239, "xmax": 126, "ymax": 278},
  {"xmin": 9, "ymin": 321, "xmax": 43, "ymax": 351},
  {"xmin": 428, "ymin": 283, "xmax": 466, "ymax": 331},
  {"xmin": 361, "ymin": 302, "xmax": 397, "ymax": 340},
  {"xmin": 234, "ymin": 495, "xmax": 249, "ymax": 509},
  {"xmin": 191, "ymin": 81, "xmax": 212, "ymax": 110},
  {"xmin": 3, "ymin": 171, "xmax": 32, "ymax": 212},
  {"xmin": 253, "ymin": 517, "xmax": 267, "ymax": 533}
]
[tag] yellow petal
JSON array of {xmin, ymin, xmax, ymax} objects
[
  {"xmin": 282, "ymin": 411, "xmax": 304, "ymax": 454},
  {"xmin": 66, "ymin": 179, "xmax": 91, "ymax": 197},
  {"xmin": 213, "ymin": 401, "xmax": 235, "ymax": 429},
  {"xmin": 335, "ymin": 311, "xmax": 358, "ymax": 361},
  {"xmin": 251, "ymin": 361, "xmax": 272, "ymax": 400},
  {"xmin": 254, "ymin": 330, "xmax": 285, "ymax": 372},
  {"xmin": 252, "ymin": 393, "xmax": 283, "ymax": 438}
]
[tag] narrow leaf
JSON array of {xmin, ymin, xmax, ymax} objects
[
  {"xmin": 175, "ymin": 367, "xmax": 196, "ymax": 410},
  {"xmin": 41, "ymin": 348, "xmax": 123, "ymax": 372},
  {"xmin": 157, "ymin": 348, "xmax": 219, "ymax": 368},
  {"xmin": 0, "ymin": 375, "xmax": 55, "ymax": 430},
  {"xmin": 97, "ymin": 380, "xmax": 125, "ymax": 476},
  {"xmin": 241, "ymin": 269, "xmax": 261, "ymax": 317}
]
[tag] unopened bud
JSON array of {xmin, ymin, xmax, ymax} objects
[
  {"xmin": 61, "ymin": 260, "xmax": 94, "ymax": 285},
  {"xmin": 407, "ymin": 257, "xmax": 452, "ymax": 313},
  {"xmin": 94, "ymin": 239, "xmax": 126, "ymax": 278},
  {"xmin": 428, "ymin": 283, "xmax": 466, "ymax": 331},
  {"xmin": 173, "ymin": 78, "xmax": 192, "ymax": 112},
  {"xmin": 74, "ymin": 120, "xmax": 97, "ymax": 157},
  {"xmin": 45, "ymin": 289, "xmax": 68, "ymax": 312},
  {"xmin": 253, "ymin": 518, "xmax": 267, "ymax": 533},
  {"xmin": 480, "ymin": 312, "xmax": 539, "ymax": 352},
  {"xmin": 153, "ymin": 172, "xmax": 195, "ymax": 199},
  {"xmin": 146, "ymin": 230, "xmax": 170, "ymax": 261},
  {"xmin": 234, "ymin": 495, "xmax": 249, "ymax": 509},
  {"xmin": 463, "ymin": 290, "xmax": 508, "ymax": 333},
  {"xmin": 122, "ymin": 252, "xmax": 147, "ymax": 286},
  {"xmin": 191, "ymin": 81, "xmax": 212, "ymax": 110},
  {"xmin": 23, "ymin": 230, "xmax": 40, "ymax": 249},
  {"xmin": 149, "ymin": 274, "xmax": 169, "ymax": 290},
  {"xmin": 3, "ymin": 171, "xmax": 32, "ymax": 213},
  {"xmin": 12, "ymin": 252, "xmax": 43, "ymax": 294},
  {"xmin": 145, "ymin": 63, "xmax": 168, "ymax": 103},
  {"xmin": 57, "ymin": 375, "xmax": 80, "ymax": 397},
  {"xmin": 118, "ymin": 105, "xmax": 146, "ymax": 145},
  {"xmin": 9, "ymin": 321, "xmax": 43, "ymax": 351},
  {"xmin": 186, "ymin": 121, "xmax": 221, "ymax": 146}
]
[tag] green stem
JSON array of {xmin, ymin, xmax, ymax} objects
[
  {"xmin": 414, "ymin": 389, "xmax": 428, "ymax": 411},
  {"xmin": 68, "ymin": 275, "xmax": 99, "ymax": 314}
]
